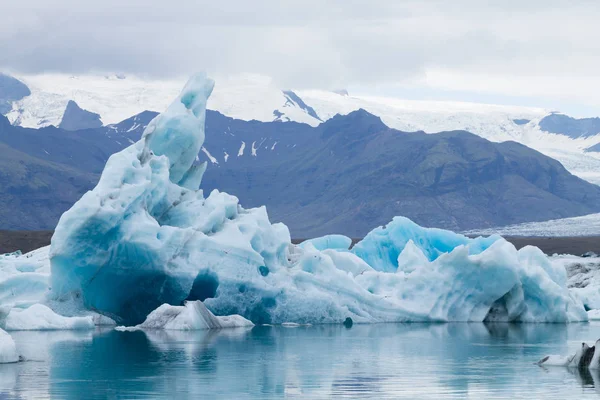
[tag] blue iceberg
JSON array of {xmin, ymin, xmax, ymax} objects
[{"xmin": 47, "ymin": 74, "xmax": 587, "ymax": 326}]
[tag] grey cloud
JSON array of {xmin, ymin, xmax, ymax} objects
[{"xmin": 1, "ymin": 0, "xmax": 600, "ymax": 93}]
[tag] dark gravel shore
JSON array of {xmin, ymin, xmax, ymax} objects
[
  {"xmin": 1, "ymin": 231, "xmax": 599, "ymax": 256},
  {"xmin": 501, "ymin": 236, "xmax": 600, "ymax": 256},
  {"xmin": 0, "ymin": 230, "xmax": 53, "ymax": 254}
]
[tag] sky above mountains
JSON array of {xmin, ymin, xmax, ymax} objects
[{"xmin": 2, "ymin": 0, "xmax": 600, "ymax": 116}]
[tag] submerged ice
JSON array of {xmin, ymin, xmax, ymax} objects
[{"xmin": 41, "ymin": 73, "xmax": 587, "ymax": 326}]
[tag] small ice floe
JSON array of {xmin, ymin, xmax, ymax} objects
[
  {"xmin": 538, "ymin": 340, "xmax": 600, "ymax": 369},
  {"xmin": 116, "ymin": 301, "xmax": 253, "ymax": 331},
  {"xmin": 3, "ymin": 304, "xmax": 95, "ymax": 331},
  {"xmin": 281, "ymin": 322, "xmax": 312, "ymax": 328}
]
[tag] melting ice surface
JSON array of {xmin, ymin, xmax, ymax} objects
[
  {"xmin": 32, "ymin": 73, "xmax": 591, "ymax": 326},
  {"xmin": 0, "ymin": 74, "xmax": 589, "ymax": 336}
]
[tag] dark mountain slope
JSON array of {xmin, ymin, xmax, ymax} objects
[
  {"xmin": 0, "ymin": 74, "xmax": 30, "ymax": 115},
  {"xmin": 0, "ymin": 141, "xmax": 96, "ymax": 230},
  {"xmin": 200, "ymin": 110, "xmax": 600, "ymax": 236},
  {"xmin": 539, "ymin": 113, "xmax": 600, "ymax": 138},
  {"xmin": 58, "ymin": 100, "xmax": 103, "ymax": 131},
  {"xmin": 2, "ymin": 110, "xmax": 600, "ymax": 236}
]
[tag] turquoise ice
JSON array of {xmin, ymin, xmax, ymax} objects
[{"xmin": 46, "ymin": 74, "xmax": 586, "ymax": 326}]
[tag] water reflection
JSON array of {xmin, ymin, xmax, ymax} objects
[
  {"xmin": 3, "ymin": 323, "xmax": 600, "ymax": 399},
  {"xmin": 0, "ymin": 330, "xmax": 94, "ymax": 400}
]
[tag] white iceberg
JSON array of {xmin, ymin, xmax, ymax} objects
[
  {"xmin": 555, "ymin": 253, "xmax": 600, "ymax": 311},
  {"xmin": 2, "ymin": 304, "xmax": 94, "ymax": 331},
  {"xmin": 117, "ymin": 300, "xmax": 253, "ymax": 331},
  {"xmin": 44, "ymin": 73, "xmax": 586, "ymax": 326},
  {"xmin": 0, "ymin": 246, "xmax": 50, "ymax": 309},
  {"xmin": 298, "ymin": 235, "xmax": 353, "ymax": 251},
  {"xmin": 0, "ymin": 328, "xmax": 19, "ymax": 363}
]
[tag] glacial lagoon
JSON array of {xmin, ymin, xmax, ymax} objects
[
  {"xmin": 4, "ymin": 322, "xmax": 600, "ymax": 399},
  {"xmin": 1, "ymin": 74, "xmax": 599, "ymax": 400}
]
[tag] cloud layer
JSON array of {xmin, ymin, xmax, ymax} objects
[{"xmin": 2, "ymin": 1, "xmax": 600, "ymax": 113}]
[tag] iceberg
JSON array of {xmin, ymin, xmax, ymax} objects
[
  {"xmin": 0, "ymin": 328, "xmax": 19, "ymax": 363},
  {"xmin": 45, "ymin": 73, "xmax": 586, "ymax": 326},
  {"xmin": 352, "ymin": 217, "xmax": 500, "ymax": 273},
  {"xmin": 2, "ymin": 304, "xmax": 94, "ymax": 331},
  {"xmin": 557, "ymin": 253, "xmax": 600, "ymax": 311},
  {"xmin": 117, "ymin": 300, "xmax": 253, "ymax": 331},
  {"xmin": 0, "ymin": 246, "xmax": 50, "ymax": 309},
  {"xmin": 0, "ymin": 247, "xmax": 114, "ymax": 329},
  {"xmin": 538, "ymin": 340, "xmax": 600, "ymax": 369},
  {"xmin": 298, "ymin": 235, "xmax": 353, "ymax": 251}
]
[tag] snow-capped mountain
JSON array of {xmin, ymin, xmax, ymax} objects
[
  {"xmin": 295, "ymin": 89, "xmax": 600, "ymax": 185},
  {"xmin": 4, "ymin": 72, "xmax": 600, "ymax": 184},
  {"xmin": 3, "ymin": 108, "xmax": 600, "ymax": 236},
  {"xmin": 5, "ymin": 73, "xmax": 321, "ymax": 129}
]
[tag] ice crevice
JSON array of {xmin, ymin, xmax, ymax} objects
[{"xmin": 0, "ymin": 73, "xmax": 588, "ymax": 331}]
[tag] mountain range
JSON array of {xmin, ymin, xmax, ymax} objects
[
  {"xmin": 4, "ymin": 72, "xmax": 600, "ymax": 186},
  {"xmin": 1, "ymin": 106, "xmax": 600, "ymax": 237}
]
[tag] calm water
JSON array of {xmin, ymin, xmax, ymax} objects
[{"xmin": 3, "ymin": 323, "xmax": 600, "ymax": 399}]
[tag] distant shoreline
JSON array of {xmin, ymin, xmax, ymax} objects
[
  {"xmin": 1, "ymin": 230, "xmax": 598, "ymax": 256},
  {"xmin": 0, "ymin": 230, "xmax": 53, "ymax": 254}
]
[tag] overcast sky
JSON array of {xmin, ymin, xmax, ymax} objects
[{"xmin": 2, "ymin": 0, "xmax": 600, "ymax": 115}]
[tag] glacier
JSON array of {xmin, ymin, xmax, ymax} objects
[
  {"xmin": 37, "ymin": 73, "xmax": 586, "ymax": 326},
  {"xmin": 465, "ymin": 213, "xmax": 600, "ymax": 237}
]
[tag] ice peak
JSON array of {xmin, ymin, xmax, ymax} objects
[{"xmin": 142, "ymin": 73, "xmax": 215, "ymax": 184}]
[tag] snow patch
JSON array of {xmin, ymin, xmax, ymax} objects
[{"xmin": 201, "ymin": 146, "xmax": 218, "ymax": 164}]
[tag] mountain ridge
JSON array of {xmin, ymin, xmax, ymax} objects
[
  {"xmin": 3, "ymin": 72, "xmax": 600, "ymax": 185},
  {"xmin": 2, "ymin": 108, "xmax": 599, "ymax": 235}
]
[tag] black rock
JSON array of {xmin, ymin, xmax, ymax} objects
[
  {"xmin": 0, "ymin": 73, "xmax": 30, "ymax": 115},
  {"xmin": 58, "ymin": 100, "xmax": 103, "ymax": 131},
  {"xmin": 540, "ymin": 113, "xmax": 600, "ymax": 138}
]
